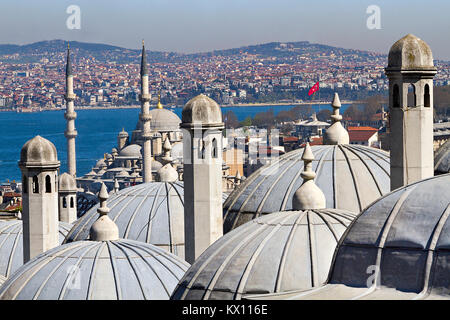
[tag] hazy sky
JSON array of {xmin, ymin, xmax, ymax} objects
[{"xmin": 1, "ymin": 0, "xmax": 449, "ymax": 59}]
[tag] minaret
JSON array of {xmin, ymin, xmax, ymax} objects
[
  {"xmin": 58, "ymin": 172, "xmax": 77, "ymax": 223},
  {"xmin": 139, "ymin": 40, "xmax": 152, "ymax": 182},
  {"xmin": 182, "ymin": 94, "xmax": 224, "ymax": 263},
  {"xmin": 19, "ymin": 136, "xmax": 60, "ymax": 262},
  {"xmin": 64, "ymin": 42, "xmax": 77, "ymax": 177},
  {"xmin": 385, "ymin": 34, "xmax": 437, "ymax": 190},
  {"xmin": 292, "ymin": 143, "xmax": 326, "ymax": 210},
  {"xmin": 117, "ymin": 128, "xmax": 129, "ymax": 151},
  {"xmin": 323, "ymin": 93, "xmax": 349, "ymax": 145}
]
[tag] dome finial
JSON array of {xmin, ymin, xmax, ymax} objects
[
  {"xmin": 156, "ymin": 90, "xmax": 163, "ymax": 109},
  {"xmin": 90, "ymin": 183, "xmax": 119, "ymax": 241},
  {"xmin": 292, "ymin": 143, "xmax": 326, "ymax": 210},
  {"xmin": 323, "ymin": 93, "xmax": 349, "ymax": 145},
  {"xmin": 161, "ymin": 137, "xmax": 173, "ymax": 165}
]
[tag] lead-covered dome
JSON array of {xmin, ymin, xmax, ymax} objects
[
  {"xmin": 19, "ymin": 135, "xmax": 59, "ymax": 166},
  {"xmin": 0, "ymin": 239, "xmax": 189, "ymax": 300},
  {"xmin": 0, "ymin": 220, "xmax": 71, "ymax": 279},
  {"xmin": 134, "ymin": 108, "xmax": 181, "ymax": 133},
  {"xmin": 181, "ymin": 94, "xmax": 223, "ymax": 126},
  {"xmin": 59, "ymin": 172, "xmax": 76, "ymax": 192},
  {"xmin": 118, "ymin": 144, "xmax": 142, "ymax": 158},
  {"xmin": 64, "ymin": 182, "xmax": 185, "ymax": 258},
  {"xmin": 172, "ymin": 208, "xmax": 357, "ymax": 300},
  {"xmin": 387, "ymin": 34, "xmax": 435, "ymax": 70},
  {"xmin": 223, "ymin": 144, "xmax": 390, "ymax": 233},
  {"xmin": 435, "ymin": 139, "xmax": 450, "ymax": 174}
]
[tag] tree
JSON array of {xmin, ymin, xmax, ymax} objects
[
  {"xmin": 224, "ymin": 110, "xmax": 239, "ymax": 128},
  {"xmin": 275, "ymin": 110, "xmax": 296, "ymax": 123},
  {"xmin": 317, "ymin": 109, "xmax": 331, "ymax": 121},
  {"xmin": 240, "ymin": 116, "xmax": 252, "ymax": 127}
]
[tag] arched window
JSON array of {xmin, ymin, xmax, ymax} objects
[
  {"xmin": 32, "ymin": 176, "xmax": 39, "ymax": 193},
  {"xmin": 407, "ymin": 84, "xmax": 416, "ymax": 107},
  {"xmin": 70, "ymin": 197, "xmax": 74, "ymax": 208},
  {"xmin": 212, "ymin": 138, "xmax": 218, "ymax": 158},
  {"xmin": 393, "ymin": 84, "xmax": 400, "ymax": 108},
  {"xmin": 424, "ymin": 84, "xmax": 430, "ymax": 108},
  {"xmin": 23, "ymin": 176, "xmax": 28, "ymax": 194},
  {"xmin": 63, "ymin": 197, "xmax": 67, "ymax": 208},
  {"xmin": 45, "ymin": 175, "xmax": 51, "ymax": 193}
]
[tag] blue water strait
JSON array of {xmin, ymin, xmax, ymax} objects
[{"xmin": 0, "ymin": 104, "xmax": 349, "ymax": 182}]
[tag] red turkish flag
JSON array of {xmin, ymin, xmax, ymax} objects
[{"xmin": 308, "ymin": 81, "xmax": 320, "ymax": 96}]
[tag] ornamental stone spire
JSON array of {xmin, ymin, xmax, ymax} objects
[
  {"xmin": 139, "ymin": 40, "xmax": 152, "ymax": 182},
  {"xmin": 90, "ymin": 183, "xmax": 119, "ymax": 241},
  {"xmin": 323, "ymin": 93, "xmax": 349, "ymax": 145},
  {"xmin": 64, "ymin": 42, "xmax": 77, "ymax": 177},
  {"xmin": 292, "ymin": 143, "xmax": 326, "ymax": 210}
]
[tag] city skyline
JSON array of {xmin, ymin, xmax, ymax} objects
[{"xmin": 1, "ymin": 0, "xmax": 450, "ymax": 60}]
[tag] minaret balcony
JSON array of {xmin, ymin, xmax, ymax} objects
[
  {"xmin": 65, "ymin": 93, "xmax": 76, "ymax": 101},
  {"xmin": 139, "ymin": 113, "xmax": 152, "ymax": 122},
  {"xmin": 64, "ymin": 130, "xmax": 78, "ymax": 138},
  {"xmin": 64, "ymin": 111, "xmax": 77, "ymax": 120},
  {"xmin": 139, "ymin": 93, "xmax": 151, "ymax": 102}
]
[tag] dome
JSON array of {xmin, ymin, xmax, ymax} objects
[
  {"xmin": 0, "ymin": 238, "xmax": 189, "ymax": 300},
  {"xmin": 94, "ymin": 159, "xmax": 106, "ymax": 168},
  {"xmin": 387, "ymin": 34, "xmax": 435, "ymax": 70},
  {"xmin": 152, "ymin": 160, "xmax": 163, "ymax": 171},
  {"xmin": 171, "ymin": 142, "xmax": 183, "ymax": 160},
  {"xmin": 64, "ymin": 182, "xmax": 186, "ymax": 258},
  {"xmin": 118, "ymin": 144, "xmax": 142, "ymax": 158},
  {"xmin": 116, "ymin": 169, "xmax": 130, "ymax": 178},
  {"xmin": 58, "ymin": 173, "xmax": 76, "ymax": 192},
  {"xmin": 181, "ymin": 94, "xmax": 223, "ymax": 127},
  {"xmin": 223, "ymin": 144, "xmax": 390, "ymax": 233},
  {"xmin": 158, "ymin": 164, "xmax": 178, "ymax": 182},
  {"xmin": 135, "ymin": 109, "xmax": 181, "ymax": 133},
  {"xmin": 84, "ymin": 170, "xmax": 96, "ymax": 178},
  {"xmin": 435, "ymin": 139, "xmax": 450, "ymax": 174},
  {"xmin": 19, "ymin": 135, "xmax": 59, "ymax": 166},
  {"xmin": 0, "ymin": 220, "xmax": 71, "ymax": 279},
  {"xmin": 172, "ymin": 208, "xmax": 357, "ymax": 300},
  {"xmin": 260, "ymin": 174, "xmax": 450, "ymax": 300}
]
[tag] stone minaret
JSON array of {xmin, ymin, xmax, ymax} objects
[
  {"xmin": 139, "ymin": 41, "xmax": 152, "ymax": 182},
  {"xmin": 323, "ymin": 93, "xmax": 349, "ymax": 145},
  {"xmin": 64, "ymin": 43, "xmax": 77, "ymax": 177},
  {"xmin": 58, "ymin": 172, "xmax": 77, "ymax": 223},
  {"xmin": 292, "ymin": 143, "xmax": 326, "ymax": 210},
  {"xmin": 385, "ymin": 34, "xmax": 437, "ymax": 190},
  {"xmin": 182, "ymin": 94, "xmax": 224, "ymax": 263},
  {"xmin": 19, "ymin": 136, "xmax": 60, "ymax": 263}
]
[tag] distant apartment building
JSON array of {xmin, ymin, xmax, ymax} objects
[{"xmin": 348, "ymin": 126, "xmax": 378, "ymax": 147}]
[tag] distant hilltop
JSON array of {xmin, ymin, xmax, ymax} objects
[{"xmin": 0, "ymin": 39, "xmax": 387, "ymax": 64}]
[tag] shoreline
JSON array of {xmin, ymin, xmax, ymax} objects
[{"xmin": 2, "ymin": 100, "xmax": 359, "ymax": 113}]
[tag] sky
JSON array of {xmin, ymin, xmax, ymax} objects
[{"xmin": 1, "ymin": 0, "xmax": 449, "ymax": 60}]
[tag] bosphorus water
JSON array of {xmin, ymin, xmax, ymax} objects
[{"xmin": 0, "ymin": 104, "xmax": 349, "ymax": 182}]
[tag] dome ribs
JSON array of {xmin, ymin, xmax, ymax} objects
[
  {"xmin": 86, "ymin": 241, "xmax": 106, "ymax": 300},
  {"xmin": 338, "ymin": 145, "xmax": 363, "ymax": 212}
]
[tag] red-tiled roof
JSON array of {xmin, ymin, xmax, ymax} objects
[
  {"xmin": 348, "ymin": 127, "xmax": 378, "ymax": 142},
  {"xmin": 300, "ymin": 136, "xmax": 323, "ymax": 147}
]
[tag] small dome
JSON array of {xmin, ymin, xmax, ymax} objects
[
  {"xmin": 435, "ymin": 139, "xmax": 450, "ymax": 174},
  {"xmin": 64, "ymin": 182, "xmax": 186, "ymax": 258},
  {"xmin": 152, "ymin": 160, "xmax": 163, "ymax": 171},
  {"xmin": 329, "ymin": 174, "xmax": 450, "ymax": 295},
  {"xmin": 0, "ymin": 239, "xmax": 189, "ymax": 300},
  {"xmin": 0, "ymin": 220, "xmax": 71, "ymax": 279},
  {"xmin": 387, "ymin": 34, "xmax": 435, "ymax": 70},
  {"xmin": 116, "ymin": 169, "xmax": 130, "ymax": 178},
  {"xmin": 58, "ymin": 173, "xmax": 77, "ymax": 192},
  {"xmin": 94, "ymin": 159, "xmax": 106, "ymax": 168},
  {"xmin": 118, "ymin": 144, "xmax": 142, "ymax": 158},
  {"xmin": 172, "ymin": 208, "xmax": 357, "ymax": 300},
  {"xmin": 19, "ymin": 136, "xmax": 59, "ymax": 166},
  {"xmin": 181, "ymin": 94, "xmax": 223, "ymax": 126},
  {"xmin": 158, "ymin": 164, "xmax": 178, "ymax": 182},
  {"xmin": 84, "ymin": 170, "xmax": 96, "ymax": 178},
  {"xmin": 223, "ymin": 144, "xmax": 390, "ymax": 233}
]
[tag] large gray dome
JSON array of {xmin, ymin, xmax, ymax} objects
[
  {"xmin": 135, "ymin": 108, "xmax": 181, "ymax": 133},
  {"xmin": 0, "ymin": 239, "xmax": 189, "ymax": 300},
  {"xmin": 435, "ymin": 139, "xmax": 450, "ymax": 174},
  {"xmin": 223, "ymin": 144, "xmax": 390, "ymax": 233},
  {"xmin": 255, "ymin": 174, "xmax": 450, "ymax": 300},
  {"xmin": 64, "ymin": 182, "xmax": 185, "ymax": 258},
  {"xmin": 0, "ymin": 220, "xmax": 71, "ymax": 279},
  {"xmin": 172, "ymin": 208, "xmax": 357, "ymax": 300}
]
